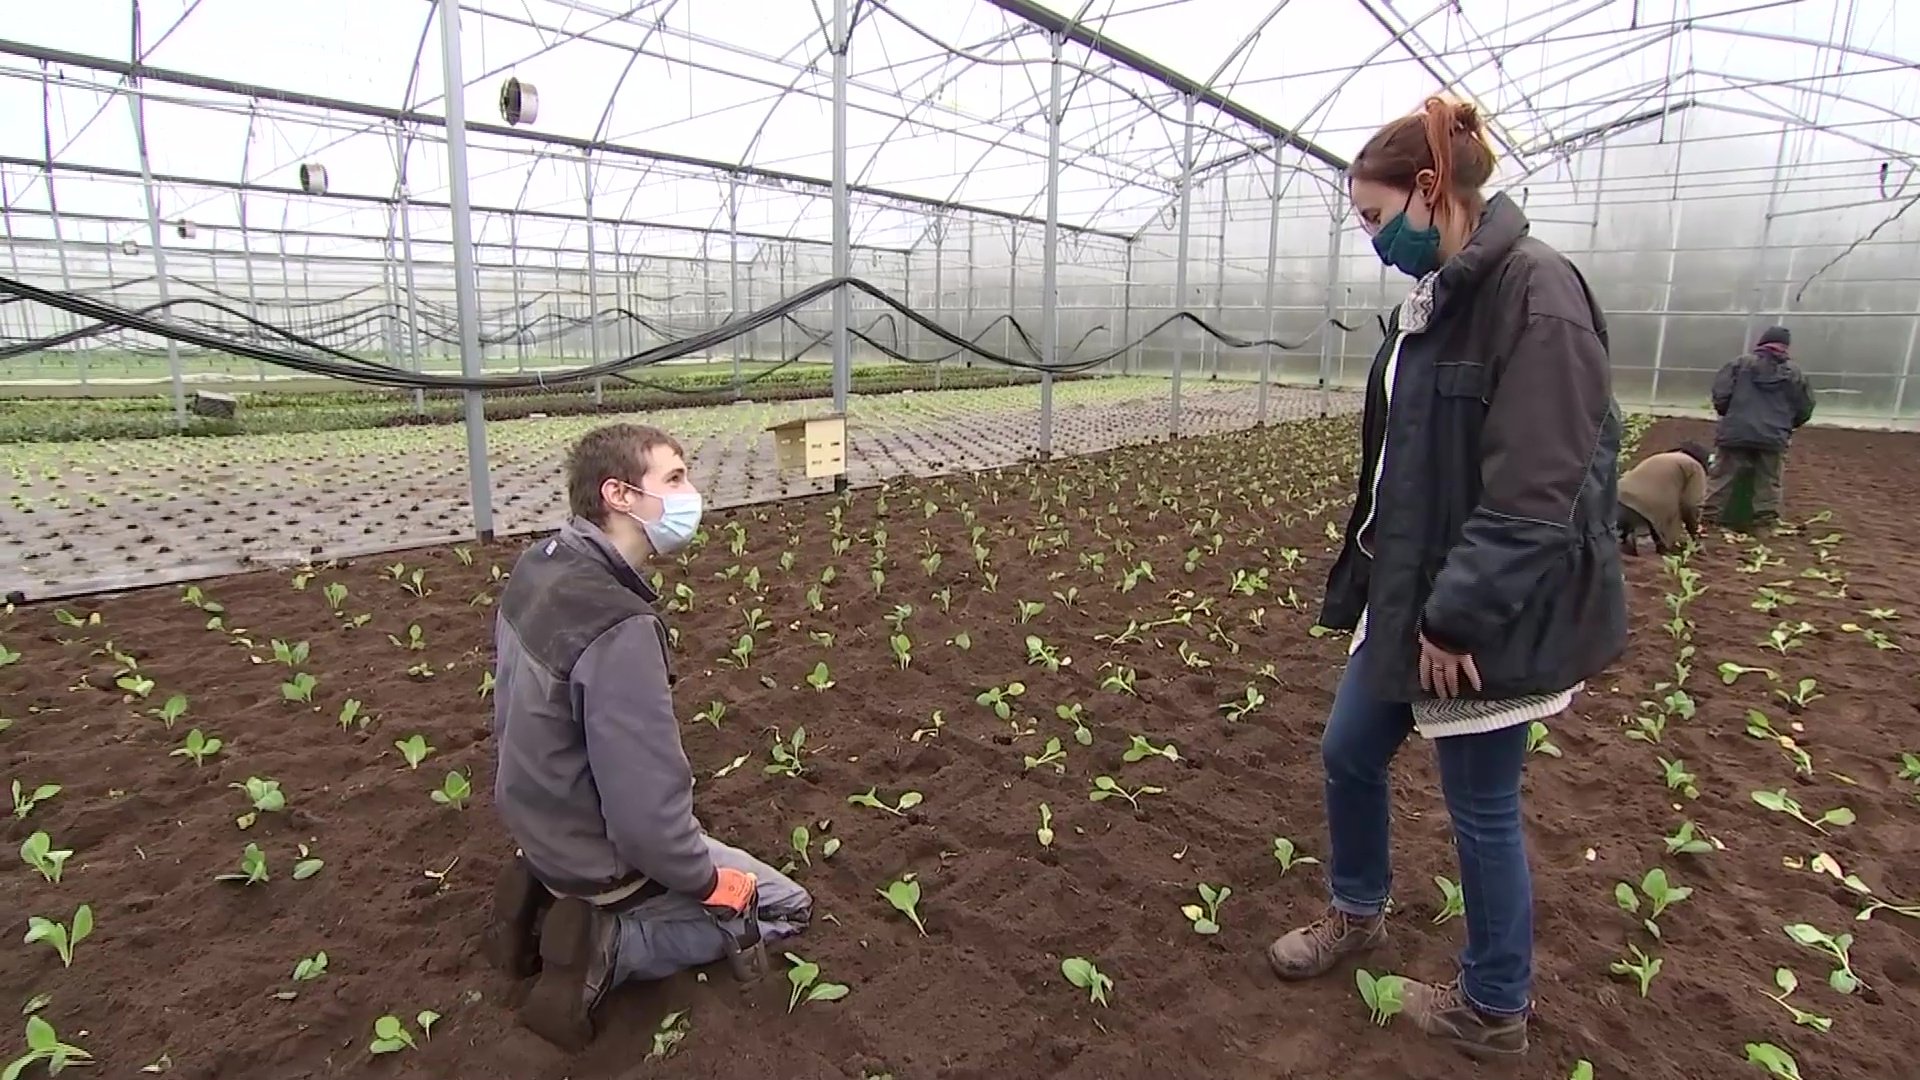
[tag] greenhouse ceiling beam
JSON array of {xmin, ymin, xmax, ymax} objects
[
  {"xmin": 0, "ymin": 38, "xmax": 1131, "ymax": 243},
  {"xmin": 977, "ymin": 0, "xmax": 1348, "ymax": 172},
  {"xmin": 1526, "ymin": 100, "xmax": 1696, "ymax": 157},
  {"xmin": 0, "ymin": 154, "xmax": 913, "ymax": 256}
]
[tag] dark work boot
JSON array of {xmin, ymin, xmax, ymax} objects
[
  {"xmin": 482, "ymin": 856, "xmax": 550, "ymax": 978},
  {"xmin": 1403, "ymin": 978, "xmax": 1528, "ymax": 1058},
  {"xmin": 518, "ymin": 899, "xmax": 622, "ymax": 1051},
  {"xmin": 1266, "ymin": 906, "xmax": 1386, "ymax": 980}
]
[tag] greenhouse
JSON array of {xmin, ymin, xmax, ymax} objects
[{"xmin": 0, "ymin": 3, "xmax": 1916, "ymax": 1078}]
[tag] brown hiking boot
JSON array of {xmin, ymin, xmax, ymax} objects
[
  {"xmin": 1266, "ymin": 907, "xmax": 1386, "ymax": 979},
  {"xmin": 1403, "ymin": 978, "xmax": 1528, "ymax": 1057},
  {"xmin": 518, "ymin": 899, "xmax": 622, "ymax": 1051},
  {"xmin": 482, "ymin": 856, "xmax": 550, "ymax": 978}
]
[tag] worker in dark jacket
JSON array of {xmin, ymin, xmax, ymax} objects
[
  {"xmin": 482, "ymin": 423, "xmax": 811, "ymax": 1049},
  {"xmin": 1264, "ymin": 97, "xmax": 1627, "ymax": 1059},
  {"xmin": 1617, "ymin": 443, "xmax": 1710, "ymax": 555},
  {"xmin": 1706, "ymin": 326, "xmax": 1814, "ymax": 527}
]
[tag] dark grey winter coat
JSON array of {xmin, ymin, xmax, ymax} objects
[{"xmin": 1712, "ymin": 345, "xmax": 1815, "ymax": 451}]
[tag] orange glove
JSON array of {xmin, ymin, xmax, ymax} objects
[{"xmin": 702, "ymin": 867, "xmax": 757, "ymax": 916}]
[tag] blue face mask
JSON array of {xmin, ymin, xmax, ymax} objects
[
  {"xmin": 622, "ymin": 484, "xmax": 703, "ymax": 555},
  {"xmin": 1371, "ymin": 189, "xmax": 1442, "ymax": 279}
]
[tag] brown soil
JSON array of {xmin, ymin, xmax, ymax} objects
[{"xmin": 2, "ymin": 416, "xmax": 1916, "ymax": 1080}]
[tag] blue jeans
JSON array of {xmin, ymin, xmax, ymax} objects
[{"xmin": 1321, "ymin": 642, "xmax": 1533, "ymax": 1016}]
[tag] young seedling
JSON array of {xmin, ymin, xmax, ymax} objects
[
  {"xmin": 271, "ymin": 638, "xmax": 312, "ymax": 666},
  {"xmin": 790, "ymin": 825, "xmax": 813, "ymax": 868},
  {"xmin": 1022, "ymin": 737, "xmax": 1067, "ymax": 774},
  {"xmin": 765, "ymin": 727, "xmax": 808, "ymax": 777},
  {"xmin": 1100, "ymin": 665, "xmax": 1139, "ymax": 696},
  {"xmin": 1056, "ymin": 703, "xmax": 1093, "ymax": 746},
  {"xmin": 1220, "ymin": 684, "xmax": 1266, "ymax": 721},
  {"xmin": 394, "ymin": 734, "xmax": 435, "ymax": 770},
  {"xmin": 725, "ymin": 634, "xmax": 755, "ymax": 669},
  {"xmin": 1016, "ymin": 600, "xmax": 1046, "ymax": 624},
  {"xmin": 1782, "ymin": 922, "xmax": 1864, "ymax": 994},
  {"xmin": 1181, "ymin": 884, "xmax": 1229, "ymax": 935},
  {"xmin": 1024, "ymin": 635, "xmax": 1068, "ymax": 673},
  {"xmin": 847, "ymin": 787, "xmax": 923, "ymax": 816},
  {"xmin": 292, "ymin": 843, "xmax": 324, "ymax": 880},
  {"xmin": 10, "ymin": 781, "xmax": 59, "ymax": 821},
  {"xmin": 217, "ymin": 843, "xmax": 270, "ymax": 885},
  {"xmin": 805, "ymin": 662, "xmax": 835, "ymax": 691},
  {"xmin": 890, "ymin": 634, "xmax": 913, "ymax": 670},
  {"xmin": 232, "ymin": 777, "xmax": 286, "ymax": 830},
  {"xmin": 149, "ymin": 693, "xmax": 188, "ymax": 730},
  {"xmin": 1608, "ymin": 944, "xmax": 1662, "ymax": 997},
  {"xmin": 976, "ymin": 682, "xmax": 1026, "ymax": 720},
  {"xmin": 430, "ymin": 771, "xmax": 472, "ymax": 810},
  {"xmin": 879, "ymin": 876, "xmax": 927, "ymax": 935},
  {"xmin": 23, "ymin": 904, "xmax": 93, "ymax": 967},
  {"xmin": 1777, "ymin": 678, "xmax": 1824, "ymax": 711},
  {"xmin": 1432, "ymin": 875, "xmax": 1465, "ymax": 925},
  {"xmin": 1664, "ymin": 819, "xmax": 1718, "ymax": 856},
  {"xmin": 693, "ymin": 700, "xmax": 727, "ymax": 730},
  {"xmin": 1745, "ymin": 1042, "xmax": 1804, "ymax": 1080},
  {"xmin": 1036, "ymin": 804, "xmax": 1054, "ymax": 847},
  {"xmin": 293, "ymin": 951, "xmax": 329, "ymax": 983},
  {"xmin": 1088, "ymin": 775, "xmax": 1163, "ymax": 812},
  {"xmin": 1354, "ymin": 969, "xmax": 1408, "ymax": 1026},
  {"xmin": 19, "ymin": 831, "xmax": 73, "ymax": 884},
  {"xmin": 1272, "ymin": 836, "xmax": 1319, "ymax": 874},
  {"xmin": 337, "ymin": 699, "xmax": 368, "ymax": 731},
  {"xmin": 1763, "ymin": 968, "xmax": 1833, "ymax": 1031},
  {"xmin": 778, "ymin": 952, "xmax": 850, "ymax": 1014},
  {"xmin": 1616, "ymin": 868, "xmax": 1692, "ymax": 937},
  {"xmin": 1526, "ymin": 720, "xmax": 1563, "ymax": 757},
  {"xmin": 1060, "ymin": 957, "xmax": 1112, "ymax": 1007},
  {"xmin": 386, "ymin": 625, "xmax": 425, "ymax": 652},
  {"xmin": 1121, "ymin": 734, "xmax": 1179, "ymax": 764},
  {"xmin": 368, "ymin": 1015, "xmax": 417, "ymax": 1054},
  {"xmin": 280, "ymin": 672, "xmax": 318, "ymax": 704},
  {"xmin": 5, "ymin": 1017, "xmax": 92, "ymax": 1078},
  {"xmin": 1752, "ymin": 789, "xmax": 1854, "ymax": 833},
  {"xmin": 910, "ymin": 710, "xmax": 945, "ymax": 742},
  {"xmin": 647, "ymin": 1010, "xmax": 690, "ymax": 1060},
  {"xmin": 1718, "ymin": 661, "xmax": 1779, "ymax": 685},
  {"xmin": 1898, "ymin": 751, "xmax": 1920, "ymax": 784}
]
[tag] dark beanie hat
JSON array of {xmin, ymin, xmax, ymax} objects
[{"xmin": 1757, "ymin": 325, "xmax": 1791, "ymax": 348}]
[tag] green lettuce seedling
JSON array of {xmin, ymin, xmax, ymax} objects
[
  {"xmin": 19, "ymin": 831, "xmax": 73, "ymax": 884},
  {"xmin": 271, "ymin": 639, "xmax": 311, "ymax": 667},
  {"xmin": 1036, "ymin": 804, "xmax": 1054, "ymax": 848},
  {"xmin": 280, "ymin": 672, "xmax": 318, "ymax": 704},
  {"xmin": 368, "ymin": 1015, "xmax": 416, "ymax": 1054},
  {"xmin": 784, "ymin": 953, "xmax": 850, "ymax": 1012},
  {"xmin": 1752, "ymin": 789, "xmax": 1853, "ymax": 833},
  {"xmin": 1181, "ymin": 884, "xmax": 1229, "ymax": 935},
  {"xmin": 806, "ymin": 663, "xmax": 834, "ymax": 691},
  {"xmin": 394, "ymin": 734, "xmax": 435, "ymax": 769},
  {"xmin": 1060, "ymin": 957, "xmax": 1111, "ymax": 1007},
  {"xmin": 291, "ymin": 952, "xmax": 329, "ymax": 983},
  {"xmin": 1121, "ymin": 735, "xmax": 1179, "ymax": 764},
  {"xmin": 1525, "ymin": 721, "xmax": 1562, "ymax": 757},
  {"xmin": 1432, "ymin": 876, "xmax": 1465, "ymax": 925},
  {"xmin": 1664, "ymin": 819, "xmax": 1717, "ymax": 856},
  {"xmin": 765, "ymin": 727, "xmax": 808, "ymax": 777},
  {"xmin": 1023, "ymin": 737, "xmax": 1067, "ymax": 774},
  {"xmin": 1764, "ymin": 968, "xmax": 1832, "ymax": 1032},
  {"xmin": 1272, "ymin": 836, "xmax": 1318, "ymax": 874},
  {"xmin": 232, "ymin": 776, "xmax": 286, "ymax": 829},
  {"xmin": 1783, "ymin": 922, "xmax": 1863, "ymax": 994},
  {"xmin": 879, "ymin": 877, "xmax": 927, "ymax": 935},
  {"xmin": 4, "ymin": 1016, "xmax": 92, "ymax": 1079},
  {"xmin": 1609, "ymin": 944, "xmax": 1662, "ymax": 997},
  {"xmin": 149, "ymin": 693, "xmax": 188, "ymax": 730},
  {"xmin": 217, "ymin": 843, "xmax": 269, "ymax": 886},
  {"xmin": 1088, "ymin": 775, "xmax": 1162, "ymax": 811},
  {"xmin": 10, "ymin": 781, "xmax": 59, "ymax": 821},
  {"xmin": 1616, "ymin": 868, "xmax": 1691, "ymax": 937},
  {"xmin": 847, "ymin": 787, "xmax": 922, "ymax": 816},
  {"xmin": 172, "ymin": 728, "xmax": 223, "ymax": 766},
  {"xmin": 647, "ymin": 1010, "xmax": 690, "ymax": 1060},
  {"xmin": 23, "ymin": 905, "xmax": 93, "ymax": 967},
  {"xmin": 1745, "ymin": 1042, "xmax": 1804, "ymax": 1080},
  {"xmin": 430, "ymin": 771, "xmax": 472, "ymax": 810},
  {"xmin": 976, "ymin": 682, "xmax": 1026, "ymax": 719},
  {"xmin": 1355, "ymin": 969, "xmax": 1408, "ymax": 1025}
]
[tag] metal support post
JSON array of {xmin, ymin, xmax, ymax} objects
[
  {"xmin": 1648, "ymin": 124, "xmax": 1688, "ymax": 409},
  {"xmin": 903, "ymin": 251, "xmax": 915, "ymax": 365},
  {"xmin": 1893, "ymin": 285, "xmax": 1920, "ymax": 424},
  {"xmin": 124, "ymin": 24, "xmax": 185, "ymax": 427},
  {"xmin": 830, "ymin": 0, "xmax": 851, "ymax": 462},
  {"xmin": 1256, "ymin": 153, "xmax": 1282, "ymax": 425},
  {"xmin": 1005, "ymin": 234, "xmax": 1018, "ymax": 366},
  {"xmin": 1316, "ymin": 213, "xmax": 1345, "ymax": 417},
  {"xmin": 727, "ymin": 175, "xmax": 741, "ymax": 390},
  {"xmin": 395, "ymin": 127, "xmax": 426, "ymax": 414},
  {"xmin": 1120, "ymin": 242, "xmax": 1134, "ymax": 376},
  {"xmin": 437, "ymin": 0, "xmax": 495, "ymax": 538},
  {"xmin": 1039, "ymin": 30, "xmax": 1064, "ymax": 457},
  {"xmin": 964, "ymin": 218, "xmax": 976, "ymax": 370},
  {"xmin": 1172, "ymin": 94, "xmax": 1196, "ymax": 433},
  {"xmin": 40, "ymin": 69, "xmax": 81, "ymax": 386},
  {"xmin": 1210, "ymin": 174, "xmax": 1228, "ymax": 381},
  {"xmin": 932, "ymin": 220, "xmax": 944, "ymax": 390},
  {"xmin": 509, "ymin": 214, "xmax": 527, "ymax": 371},
  {"xmin": 584, "ymin": 155, "xmax": 604, "ymax": 404},
  {"xmin": 777, "ymin": 244, "xmax": 789, "ymax": 361}
]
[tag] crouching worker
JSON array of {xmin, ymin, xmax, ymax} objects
[
  {"xmin": 483, "ymin": 423, "xmax": 811, "ymax": 1050},
  {"xmin": 1615, "ymin": 442, "xmax": 1709, "ymax": 556}
]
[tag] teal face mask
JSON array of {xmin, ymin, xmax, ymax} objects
[{"xmin": 1371, "ymin": 188, "xmax": 1442, "ymax": 278}]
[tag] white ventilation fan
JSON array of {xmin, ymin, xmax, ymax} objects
[
  {"xmin": 500, "ymin": 77, "xmax": 539, "ymax": 126},
  {"xmin": 299, "ymin": 163, "xmax": 329, "ymax": 195}
]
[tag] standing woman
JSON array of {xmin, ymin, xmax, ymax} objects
[{"xmin": 1265, "ymin": 97, "xmax": 1627, "ymax": 1057}]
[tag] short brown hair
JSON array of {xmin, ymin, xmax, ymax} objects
[
  {"xmin": 565, "ymin": 423, "xmax": 685, "ymax": 524},
  {"xmin": 1350, "ymin": 96, "xmax": 1497, "ymax": 230}
]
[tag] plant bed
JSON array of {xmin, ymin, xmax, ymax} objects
[{"xmin": 2, "ymin": 417, "xmax": 1916, "ymax": 1080}]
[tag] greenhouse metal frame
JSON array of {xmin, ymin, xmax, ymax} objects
[{"xmin": 1, "ymin": 0, "xmax": 1916, "ymax": 537}]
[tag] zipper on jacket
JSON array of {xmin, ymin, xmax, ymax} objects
[{"xmin": 1355, "ymin": 328, "xmax": 1408, "ymax": 560}]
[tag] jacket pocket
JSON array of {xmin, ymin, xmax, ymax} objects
[{"xmin": 1434, "ymin": 361, "xmax": 1490, "ymax": 402}]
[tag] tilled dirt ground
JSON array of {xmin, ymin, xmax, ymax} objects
[{"xmin": 1, "ymin": 416, "xmax": 1915, "ymax": 1080}]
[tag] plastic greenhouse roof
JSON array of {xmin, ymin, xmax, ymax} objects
[{"xmin": 0, "ymin": 0, "xmax": 1914, "ymax": 256}]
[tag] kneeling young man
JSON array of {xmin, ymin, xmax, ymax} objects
[
  {"xmin": 484, "ymin": 423, "xmax": 811, "ymax": 1049},
  {"xmin": 1616, "ymin": 442, "xmax": 1709, "ymax": 556}
]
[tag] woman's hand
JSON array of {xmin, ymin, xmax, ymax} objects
[{"xmin": 1418, "ymin": 633, "xmax": 1482, "ymax": 700}]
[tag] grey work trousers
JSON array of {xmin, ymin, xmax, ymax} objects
[{"xmin": 609, "ymin": 836, "xmax": 812, "ymax": 985}]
